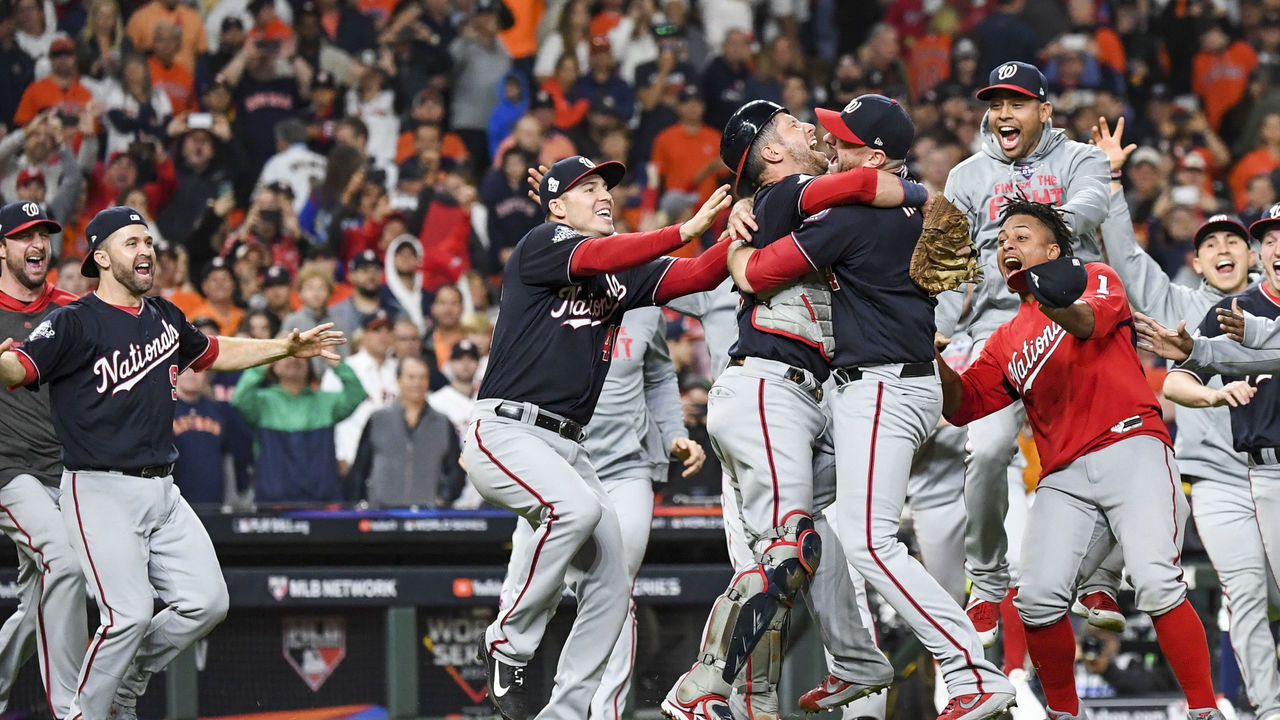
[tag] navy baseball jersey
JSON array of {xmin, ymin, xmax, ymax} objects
[
  {"xmin": 477, "ymin": 222, "xmax": 675, "ymax": 425},
  {"xmin": 0, "ymin": 283, "xmax": 78, "ymax": 487},
  {"xmin": 1179, "ymin": 283, "xmax": 1280, "ymax": 453},
  {"xmin": 13, "ymin": 294, "xmax": 219, "ymax": 471},
  {"xmin": 789, "ymin": 203, "xmax": 938, "ymax": 366},
  {"xmin": 729, "ymin": 174, "xmax": 831, "ymax": 379}
]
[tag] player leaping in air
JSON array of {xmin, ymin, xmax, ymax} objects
[{"xmin": 936, "ymin": 197, "xmax": 1222, "ymax": 720}]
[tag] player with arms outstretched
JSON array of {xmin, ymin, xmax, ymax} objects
[{"xmin": 938, "ymin": 198, "xmax": 1221, "ymax": 720}]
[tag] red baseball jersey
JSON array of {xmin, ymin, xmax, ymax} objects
[{"xmin": 948, "ymin": 263, "xmax": 1170, "ymax": 477}]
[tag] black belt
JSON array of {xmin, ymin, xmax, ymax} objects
[
  {"xmin": 832, "ymin": 361, "xmax": 935, "ymax": 386},
  {"xmin": 727, "ymin": 357, "xmax": 823, "ymax": 402},
  {"xmin": 494, "ymin": 402, "xmax": 586, "ymax": 443},
  {"xmin": 82, "ymin": 463, "xmax": 175, "ymax": 478},
  {"xmin": 1248, "ymin": 447, "xmax": 1280, "ymax": 466}
]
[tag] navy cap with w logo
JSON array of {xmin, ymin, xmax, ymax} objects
[
  {"xmin": 0, "ymin": 201, "xmax": 61, "ymax": 240},
  {"xmin": 1249, "ymin": 203, "xmax": 1280, "ymax": 240},
  {"xmin": 977, "ymin": 61, "xmax": 1048, "ymax": 101}
]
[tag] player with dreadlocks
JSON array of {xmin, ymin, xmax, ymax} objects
[{"xmin": 933, "ymin": 196, "xmax": 1223, "ymax": 720}]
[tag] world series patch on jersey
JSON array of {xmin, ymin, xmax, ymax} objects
[{"xmin": 13, "ymin": 294, "xmax": 218, "ymax": 471}]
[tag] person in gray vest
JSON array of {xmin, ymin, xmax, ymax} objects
[{"xmin": 349, "ymin": 356, "xmax": 464, "ymax": 507}]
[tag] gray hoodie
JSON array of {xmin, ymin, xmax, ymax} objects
[
  {"xmin": 939, "ymin": 114, "xmax": 1111, "ymax": 340},
  {"xmin": 1098, "ymin": 189, "xmax": 1248, "ymax": 486},
  {"xmin": 665, "ymin": 278, "xmax": 739, "ymax": 379},
  {"xmin": 584, "ymin": 307, "xmax": 685, "ymax": 481}
]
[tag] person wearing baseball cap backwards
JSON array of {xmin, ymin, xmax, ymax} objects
[
  {"xmin": 935, "ymin": 58, "xmax": 1113, "ymax": 658},
  {"xmin": 723, "ymin": 93, "xmax": 1017, "ymax": 720},
  {"xmin": 661, "ymin": 99, "xmax": 935, "ymax": 720},
  {"xmin": 1090, "ymin": 129, "xmax": 1280, "ymax": 720},
  {"xmin": 469, "ymin": 154, "xmax": 737, "ymax": 720},
  {"xmin": 0, "ymin": 201, "xmax": 85, "ymax": 719},
  {"xmin": 0, "ymin": 205, "xmax": 346, "ymax": 720}
]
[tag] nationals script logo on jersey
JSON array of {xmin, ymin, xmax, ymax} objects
[
  {"xmin": 551, "ymin": 274, "xmax": 628, "ymax": 329},
  {"xmin": 1006, "ymin": 321, "xmax": 1067, "ymax": 391},
  {"xmin": 93, "ymin": 319, "xmax": 180, "ymax": 394}
]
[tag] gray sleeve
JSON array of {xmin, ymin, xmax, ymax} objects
[
  {"xmin": 1059, "ymin": 144, "xmax": 1111, "ymax": 236},
  {"xmin": 76, "ymin": 134, "xmax": 100, "ymax": 173},
  {"xmin": 643, "ymin": 312, "xmax": 685, "ymax": 451},
  {"xmin": 1243, "ymin": 312, "xmax": 1280, "ymax": 349},
  {"xmin": 1183, "ymin": 334, "xmax": 1280, "ymax": 374},
  {"xmin": 934, "ymin": 288, "xmax": 965, "ymax": 338},
  {"xmin": 47, "ymin": 146, "xmax": 82, "ymax": 238},
  {"xmin": 1097, "ymin": 189, "xmax": 1191, "ymax": 324},
  {"xmin": 665, "ymin": 289, "xmax": 710, "ymax": 320},
  {"xmin": 0, "ymin": 130, "xmax": 24, "ymax": 164}
]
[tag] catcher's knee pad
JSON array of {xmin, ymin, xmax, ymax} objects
[{"xmin": 718, "ymin": 512, "xmax": 821, "ymax": 682}]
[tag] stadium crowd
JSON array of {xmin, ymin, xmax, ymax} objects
[{"xmin": 0, "ymin": 0, "xmax": 1273, "ymax": 510}]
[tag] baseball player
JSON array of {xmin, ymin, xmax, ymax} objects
[
  {"xmin": 464, "ymin": 155, "xmax": 735, "ymax": 720},
  {"xmin": 726, "ymin": 94, "xmax": 1015, "ymax": 720},
  {"xmin": 662, "ymin": 99, "xmax": 933, "ymax": 720},
  {"xmin": 0, "ymin": 201, "xmax": 86, "ymax": 719},
  {"xmin": 941, "ymin": 61, "xmax": 1117, "ymax": 642},
  {"xmin": 1092, "ymin": 117, "xmax": 1280, "ymax": 719},
  {"xmin": 666, "ymin": 279, "xmax": 891, "ymax": 720},
  {"xmin": 937, "ymin": 196, "xmax": 1221, "ymax": 720},
  {"xmin": 0, "ymin": 206, "xmax": 346, "ymax": 720},
  {"xmin": 498, "ymin": 305, "xmax": 704, "ymax": 720}
]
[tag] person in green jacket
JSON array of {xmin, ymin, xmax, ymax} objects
[{"xmin": 232, "ymin": 351, "xmax": 367, "ymax": 503}]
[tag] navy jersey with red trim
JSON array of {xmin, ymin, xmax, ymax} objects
[
  {"xmin": 728, "ymin": 174, "xmax": 831, "ymax": 379},
  {"xmin": 14, "ymin": 294, "xmax": 218, "ymax": 471},
  {"xmin": 477, "ymin": 221, "xmax": 675, "ymax": 425},
  {"xmin": 1180, "ymin": 283, "xmax": 1280, "ymax": 453},
  {"xmin": 788, "ymin": 202, "xmax": 937, "ymax": 366},
  {"xmin": 0, "ymin": 283, "xmax": 78, "ymax": 487}
]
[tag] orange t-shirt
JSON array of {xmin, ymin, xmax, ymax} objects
[
  {"xmin": 247, "ymin": 17, "xmax": 294, "ymax": 42},
  {"xmin": 395, "ymin": 129, "xmax": 472, "ymax": 165},
  {"xmin": 498, "ymin": 0, "xmax": 544, "ymax": 60},
  {"xmin": 185, "ymin": 300, "xmax": 245, "ymax": 336},
  {"xmin": 651, "ymin": 123, "xmax": 723, "ymax": 203},
  {"xmin": 14, "ymin": 78, "xmax": 94, "ymax": 126},
  {"xmin": 166, "ymin": 288, "xmax": 205, "ymax": 317},
  {"xmin": 433, "ymin": 328, "xmax": 464, "ymax": 370},
  {"xmin": 125, "ymin": 1, "xmax": 208, "ymax": 70},
  {"xmin": 1229, "ymin": 146, "xmax": 1280, "ymax": 210},
  {"xmin": 1193, "ymin": 41, "xmax": 1258, "ymax": 131},
  {"xmin": 907, "ymin": 33, "xmax": 951, "ymax": 100},
  {"xmin": 1094, "ymin": 27, "xmax": 1126, "ymax": 75},
  {"xmin": 148, "ymin": 57, "xmax": 195, "ymax": 115}
]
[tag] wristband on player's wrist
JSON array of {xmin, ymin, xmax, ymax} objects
[{"xmin": 1110, "ymin": 170, "xmax": 1123, "ymax": 181}]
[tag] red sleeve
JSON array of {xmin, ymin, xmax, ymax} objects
[
  {"xmin": 654, "ymin": 239, "xmax": 731, "ymax": 303},
  {"xmin": 7, "ymin": 347, "xmax": 37, "ymax": 389},
  {"xmin": 1079, "ymin": 263, "xmax": 1129, "ymax": 339},
  {"xmin": 145, "ymin": 157, "xmax": 179, "ymax": 213},
  {"xmin": 743, "ymin": 234, "xmax": 817, "ymax": 293},
  {"xmin": 568, "ymin": 225, "xmax": 686, "ymax": 276},
  {"xmin": 798, "ymin": 168, "xmax": 878, "ymax": 215},
  {"xmin": 946, "ymin": 332, "xmax": 1019, "ymax": 425},
  {"xmin": 189, "ymin": 335, "xmax": 219, "ymax": 373}
]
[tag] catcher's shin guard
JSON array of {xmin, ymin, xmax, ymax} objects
[{"xmin": 721, "ymin": 511, "xmax": 820, "ymax": 682}]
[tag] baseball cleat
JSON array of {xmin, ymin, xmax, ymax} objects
[
  {"xmin": 966, "ymin": 597, "xmax": 1001, "ymax": 648},
  {"xmin": 1046, "ymin": 708, "xmax": 1086, "ymax": 720},
  {"xmin": 1070, "ymin": 591, "xmax": 1125, "ymax": 632},
  {"xmin": 797, "ymin": 673, "xmax": 892, "ymax": 711},
  {"xmin": 1187, "ymin": 709, "xmax": 1226, "ymax": 720},
  {"xmin": 661, "ymin": 692, "xmax": 735, "ymax": 720},
  {"xmin": 937, "ymin": 691, "xmax": 1017, "ymax": 720},
  {"xmin": 478, "ymin": 640, "xmax": 528, "ymax": 720}
]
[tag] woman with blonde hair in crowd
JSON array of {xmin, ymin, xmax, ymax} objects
[{"xmin": 77, "ymin": 0, "xmax": 124, "ymax": 96}]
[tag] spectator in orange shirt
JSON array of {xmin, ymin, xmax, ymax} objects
[
  {"xmin": 541, "ymin": 53, "xmax": 590, "ymax": 131},
  {"xmin": 187, "ymin": 256, "xmax": 246, "ymax": 336},
  {"xmin": 1230, "ymin": 112, "xmax": 1280, "ymax": 210},
  {"xmin": 1065, "ymin": 0, "xmax": 1125, "ymax": 75},
  {"xmin": 126, "ymin": 0, "xmax": 208, "ymax": 71},
  {"xmin": 13, "ymin": 34, "xmax": 93, "ymax": 126},
  {"xmin": 906, "ymin": 8, "xmax": 959, "ymax": 101},
  {"xmin": 246, "ymin": 0, "xmax": 294, "ymax": 43},
  {"xmin": 650, "ymin": 85, "xmax": 723, "ymax": 204},
  {"xmin": 394, "ymin": 89, "xmax": 471, "ymax": 167},
  {"xmin": 1192, "ymin": 19, "xmax": 1258, "ymax": 131},
  {"xmin": 148, "ymin": 21, "xmax": 196, "ymax": 115}
]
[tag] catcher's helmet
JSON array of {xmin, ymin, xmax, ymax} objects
[{"xmin": 721, "ymin": 100, "xmax": 787, "ymax": 195}]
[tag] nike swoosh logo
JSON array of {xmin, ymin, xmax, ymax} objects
[
  {"xmin": 493, "ymin": 671, "xmax": 509, "ymax": 698},
  {"xmin": 825, "ymin": 678, "xmax": 845, "ymax": 692},
  {"xmin": 958, "ymin": 696, "xmax": 981, "ymax": 709}
]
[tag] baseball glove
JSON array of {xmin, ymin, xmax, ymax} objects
[{"xmin": 909, "ymin": 195, "xmax": 980, "ymax": 295}]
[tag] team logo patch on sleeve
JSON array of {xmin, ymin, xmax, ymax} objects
[
  {"xmin": 28, "ymin": 320, "xmax": 54, "ymax": 340},
  {"xmin": 551, "ymin": 225, "xmax": 578, "ymax": 244}
]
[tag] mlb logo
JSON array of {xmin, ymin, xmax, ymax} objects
[
  {"xmin": 267, "ymin": 575, "xmax": 289, "ymax": 601},
  {"xmin": 1019, "ymin": 164, "xmax": 1036, "ymax": 179}
]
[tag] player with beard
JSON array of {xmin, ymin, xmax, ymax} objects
[
  {"xmin": 0, "ymin": 202, "xmax": 85, "ymax": 718},
  {"xmin": 0, "ymin": 206, "xmax": 346, "ymax": 720}
]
